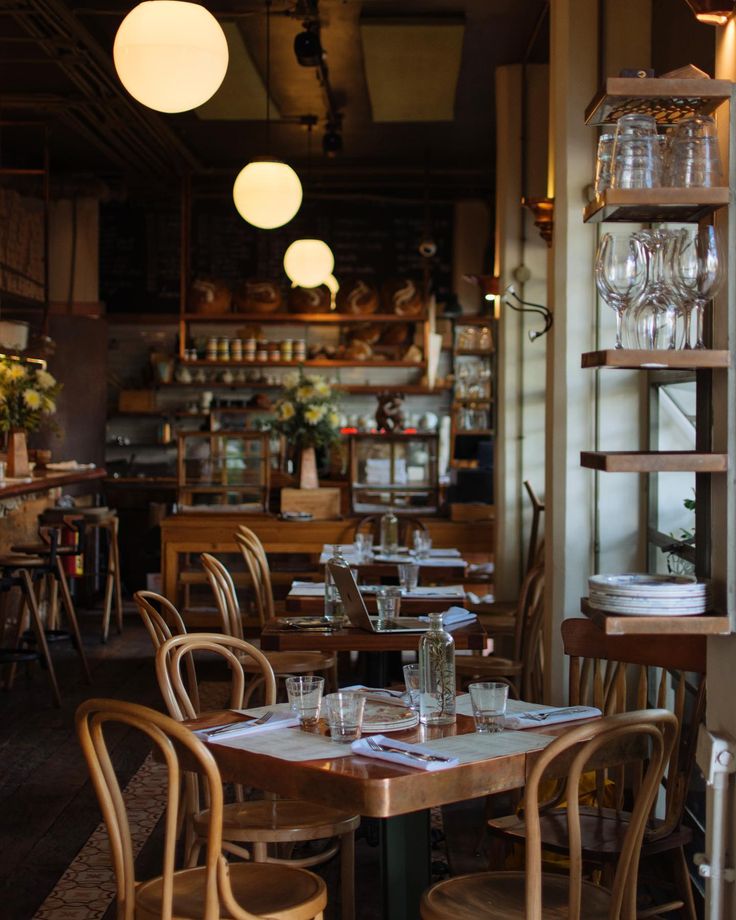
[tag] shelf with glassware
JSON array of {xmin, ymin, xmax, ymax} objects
[
  {"xmin": 579, "ymin": 76, "xmax": 736, "ymax": 635},
  {"xmin": 348, "ymin": 431, "xmax": 440, "ymax": 514},
  {"xmin": 449, "ymin": 318, "xmax": 495, "ymax": 470}
]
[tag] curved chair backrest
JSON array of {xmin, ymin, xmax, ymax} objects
[
  {"xmin": 561, "ymin": 616, "xmax": 706, "ymax": 840},
  {"xmin": 234, "ymin": 527, "xmax": 275, "ymax": 623},
  {"xmin": 156, "ymin": 633, "xmax": 277, "ymax": 721},
  {"xmin": 76, "ymin": 697, "xmax": 261, "ymax": 920},
  {"xmin": 523, "ymin": 709, "xmax": 677, "ymax": 919},
  {"xmin": 201, "ymin": 553, "xmax": 243, "ymax": 639}
]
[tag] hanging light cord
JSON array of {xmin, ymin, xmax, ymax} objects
[
  {"xmin": 502, "ymin": 285, "xmax": 553, "ymax": 342},
  {"xmin": 265, "ymin": 0, "xmax": 272, "ymax": 149}
]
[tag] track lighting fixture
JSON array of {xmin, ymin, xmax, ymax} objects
[{"xmin": 294, "ymin": 24, "xmax": 322, "ymax": 67}]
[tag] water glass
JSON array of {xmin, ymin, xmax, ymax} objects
[
  {"xmin": 403, "ymin": 663, "xmax": 420, "ymax": 710},
  {"xmin": 285, "ymin": 675, "xmax": 324, "ymax": 727},
  {"xmin": 354, "ymin": 532, "xmax": 374, "ymax": 561},
  {"xmin": 376, "ymin": 586, "xmax": 401, "ymax": 627},
  {"xmin": 594, "ymin": 133, "xmax": 614, "ymax": 195},
  {"xmin": 612, "ymin": 136, "xmax": 663, "ymax": 189},
  {"xmin": 668, "ymin": 114, "xmax": 723, "ymax": 187},
  {"xmin": 398, "ymin": 562, "xmax": 419, "ymax": 594},
  {"xmin": 324, "ymin": 692, "xmax": 366, "ymax": 743},
  {"xmin": 468, "ymin": 681, "xmax": 508, "ymax": 734},
  {"xmin": 413, "ymin": 530, "xmax": 432, "ymax": 558}
]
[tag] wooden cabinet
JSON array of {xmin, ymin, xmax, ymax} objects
[{"xmin": 449, "ymin": 315, "xmax": 495, "ymax": 469}]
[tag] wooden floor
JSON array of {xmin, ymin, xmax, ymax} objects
[{"xmin": 0, "ymin": 610, "xmax": 488, "ymax": 920}]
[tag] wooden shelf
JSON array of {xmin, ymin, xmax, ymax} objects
[
  {"xmin": 455, "ymin": 429, "xmax": 494, "ymax": 437},
  {"xmin": 583, "ymin": 187, "xmax": 729, "ymax": 224},
  {"xmin": 180, "ymin": 359, "xmax": 425, "ymax": 369},
  {"xmin": 454, "ymin": 349, "xmax": 495, "ymax": 357},
  {"xmin": 451, "ymin": 315, "xmax": 496, "ymax": 326},
  {"xmin": 585, "ymin": 77, "xmax": 732, "ymax": 126},
  {"xmin": 581, "ymin": 598, "xmax": 730, "ymax": 635},
  {"xmin": 582, "ymin": 349, "xmax": 731, "ymax": 370},
  {"xmin": 181, "ymin": 312, "xmax": 427, "ymax": 324},
  {"xmin": 339, "ymin": 384, "xmax": 450, "ymax": 395},
  {"xmin": 581, "ymin": 450, "xmax": 728, "ymax": 473}
]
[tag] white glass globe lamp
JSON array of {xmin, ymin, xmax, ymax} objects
[
  {"xmin": 283, "ymin": 240, "xmax": 335, "ymax": 289},
  {"xmin": 114, "ymin": 1, "xmax": 229, "ymax": 114},
  {"xmin": 232, "ymin": 158, "xmax": 303, "ymax": 230}
]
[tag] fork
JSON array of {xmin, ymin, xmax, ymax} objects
[
  {"xmin": 203, "ymin": 711, "xmax": 274, "ymax": 737},
  {"xmin": 365, "ymin": 736, "xmax": 451, "ymax": 763},
  {"xmin": 519, "ymin": 707, "xmax": 590, "ymax": 722}
]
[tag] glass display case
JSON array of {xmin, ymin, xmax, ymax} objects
[
  {"xmin": 176, "ymin": 430, "xmax": 270, "ymax": 509},
  {"xmin": 349, "ymin": 432, "xmax": 439, "ymax": 514}
]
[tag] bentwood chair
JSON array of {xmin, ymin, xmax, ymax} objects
[
  {"xmin": 420, "ymin": 709, "xmax": 677, "ymax": 920},
  {"xmin": 156, "ymin": 633, "xmax": 359, "ymax": 920},
  {"xmin": 489, "ymin": 617, "xmax": 706, "ymax": 919},
  {"xmin": 76, "ymin": 697, "xmax": 327, "ymax": 920},
  {"xmin": 455, "ymin": 563, "xmax": 545, "ymax": 701},
  {"xmin": 201, "ymin": 552, "xmax": 337, "ymax": 704}
]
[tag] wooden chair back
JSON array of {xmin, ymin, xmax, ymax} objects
[
  {"xmin": 523, "ymin": 480, "xmax": 545, "ymax": 574},
  {"xmin": 235, "ymin": 526, "xmax": 275, "ymax": 623},
  {"xmin": 561, "ymin": 617, "xmax": 706, "ymax": 839},
  {"xmin": 352, "ymin": 513, "xmax": 428, "ymax": 546},
  {"xmin": 76, "ymin": 697, "xmax": 259, "ymax": 920},
  {"xmin": 133, "ymin": 590, "xmax": 199, "ymax": 714},
  {"xmin": 156, "ymin": 633, "xmax": 277, "ymax": 721},
  {"xmin": 514, "ymin": 564, "xmax": 545, "ymax": 700},
  {"xmin": 201, "ymin": 553, "xmax": 244, "ymax": 639},
  {"xmin": 524, "ymin": 709, "xmax": 677, "ymax": 919}
]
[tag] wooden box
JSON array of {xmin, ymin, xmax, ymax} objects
[
  {"xmin": 118, "ymin": 389, "xmax": 157, "ymax": 413},
  {"xmin": 281, "ymin": 487, "xmax": 341, "ymax": 520},
  {"xmin": 450, "ymin": 502, "xmax": 494, "ymax": 522}
]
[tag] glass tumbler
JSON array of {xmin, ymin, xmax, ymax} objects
[
  {"xmin": 285, "ymin": 675, "xmax": 324, "ymax": 728},
  {"xmin": 594, "ymin": 133, "xmax": 615, "ymax": 195},
  {"xmin": 376, "ymin": 586, "xmax": 401, "ymax": 626},
  {"xmin": 398, "ymin": 562, "xmax": 419, "ymax": 593},
  {"xmin": 468, "ymin": 681, "xmax": 508, "ymax": 733},
  {"xmin": 324, "ymin": 692, "xmax": 366, "ymax": 743}
]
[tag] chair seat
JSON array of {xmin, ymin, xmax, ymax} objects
[
  {"xmin": 0, "ymin": 554, "xmax": 47, "ymax": 570},
  {"xmin": 136, "ymin": 860, "xmax": 326, "ymax": 920},
  {"xmin": 490, "ymin": 807, "xmax": 693, "ymax": 859},
  {"xmin": 10, "ymin": 542, "xmax": 77, "ymax": 556},
  {"xmin": 193, "ymin": 798, "xmax": 360, "ymax": 843},
  {"xmin": 254, "ymin": 651, "xmax": 336, "ymax": 674},
  {"xmin": 420, "ymin": 869, "xmax": 613, "ymax": 920},
  {"xmin": 455, "ymin": 654, "xmax": 522, "ymax": 675}
]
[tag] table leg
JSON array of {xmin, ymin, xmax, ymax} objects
[{"xmin": 380, "ymin": 810, "xmax": 431, "ymax": 920}]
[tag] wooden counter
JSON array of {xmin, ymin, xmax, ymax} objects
[
  {"xmin": 160, "ymin": 512, "xmax": 494, "ymax": 603},
  {"xmin": 0, "ymin": 467, "xmax": 106, "ymax": 501}
]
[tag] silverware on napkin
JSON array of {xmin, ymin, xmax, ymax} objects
[
  {"xmin": 365, "ymin": 737, "xmax": 451, "ymax": 763},
  {"xmin": 202, "ymin": 711, "xmax": 274, "ymax": 737},
  {"xmin": 515, "ymin": 706, "xmax": 590, "ymax": 722}
]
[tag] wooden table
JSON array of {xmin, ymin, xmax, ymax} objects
[
  {"xmin": 160, "ymin": 513, "xmax": 494, "ymax": 603},
  {"xmin": 285, "ymin": 584, "xmax": 467, "ymax": 615},
  {"xmin": 188, "ymin": 708, "xmax": 594, "ymax": 920}
]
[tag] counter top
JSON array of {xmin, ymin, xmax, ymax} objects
[{"xmin": 0, "ymin": 467, "xmax": 106, "ymax": 500}]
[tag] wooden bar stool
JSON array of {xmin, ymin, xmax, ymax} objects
[{"xmin": 1, "ymin": 530, "xmax": 91, "ymax": 691}]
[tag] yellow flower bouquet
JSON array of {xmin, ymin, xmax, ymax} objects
[
  {"xmin": 0, "ymin": 359, "xmax": 61, "ymax": 432},
  {"xmin": 272, "ymin": 370, "xmax": 341, "ymax": 449}
]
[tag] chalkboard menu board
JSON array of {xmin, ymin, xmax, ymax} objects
[{"xmin": 101, "ymin": 195, "xmax": 453, "ymax": 313}]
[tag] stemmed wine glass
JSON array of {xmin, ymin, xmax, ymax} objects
[
  {"xmin": 595, "ymin": 233, "xmax": 647, "ymax": 349},
  {"xmin": 669, "ymin": 225, "xmax": 723, "ymax": 349}
]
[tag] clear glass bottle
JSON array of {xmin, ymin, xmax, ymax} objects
[
  {"xmin": 380, "ymin": 508, "xmax": 399, "ymax": 555},
  {"xmin": 324, "ymin": 544, "xmax": 347, "ymax": 624},
  {"xmin": 418, "ymin": 612, "xmax": 456, "ymax": 725}
]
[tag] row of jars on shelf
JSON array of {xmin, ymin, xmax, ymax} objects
[{"xmin": 195, "ymin": 337, "xmax": 307, "ymax": 363}]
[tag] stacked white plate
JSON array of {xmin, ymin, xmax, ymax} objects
[{"xmin": 588, "ymin": 574, "xmax": 712, "ymax": 616}]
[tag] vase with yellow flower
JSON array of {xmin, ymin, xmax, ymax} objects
[
  {"xmin": 0, "ymin": 359, "xmax": 61, "ymax": 477},
  {"xmin": 272, "ymin": 371, "xmax": 341, "ymax": 489}
]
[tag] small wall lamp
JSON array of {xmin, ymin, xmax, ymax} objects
[
  {"xmin": 521, "ymin": 197, "xmax": 554, "ymax": 247},
  {"xmin": 684, "ymin": 0, "xmax": 735, "ymax": 24},
  {"xmin": 502, "ymin": 285, "xmax": 553, "ymax": 342}
]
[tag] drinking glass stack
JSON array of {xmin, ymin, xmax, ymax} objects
[{"xmin": 588, "ymin": 574, "xmax": 712, "ymax": 616}]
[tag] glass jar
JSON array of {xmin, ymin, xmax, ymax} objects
[
  {"xmin": 380, "ymin": 509, "xmax": 399, "ymax": 555},
  {"xmin": 324, "ymin": 545, "xmax": 348, "ymax": 624},
  {"xmin": 419, "ymin": 612, "xmax": 456, "ymax": 725}
]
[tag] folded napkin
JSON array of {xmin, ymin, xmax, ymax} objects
[
  {"xmin": 503, "ymin": 706, "xmax": 601, "ymax": 729},
  {"xmin": 341, "ymin": 684, "xmax": 406, "ymax": 699},
  {"xmin": 351, "ymin": 734, "xmax": 459, "ymax": 771},
  {"xmin": 419, "ymin": 606, "xmax": 477, "ymax": 628},
  {"xmin": 468, "ymin": 562, "xmax": 495, "ymax": 575},
  {"xmin": 46, "ymin": 460, "xmax": 96, "ymax": 470},
  {"xmin": 466, "ymin": 591, "xmax": 495, "ymax": 605},
  {"xmin": 196, "ymin": 710, "xmax": 299, "ymax": 742}
]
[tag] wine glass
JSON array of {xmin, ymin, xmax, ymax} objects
[
  {"xmin": 595, "ymin": 233, "xmax": 647, "ymax": 349},
  {"xmin": 669, "ymin": 226, "xmax": 724, "ymax": 350},
  {"xmin": 631, "ymin": 230, "xmax": 681, "ymax": 350}
]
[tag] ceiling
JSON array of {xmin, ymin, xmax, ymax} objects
[{"xmin": 0, "ymin": 0, "xmax": 549, "ymax": 200}]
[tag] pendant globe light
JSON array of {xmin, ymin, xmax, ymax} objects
[
  {"xmin": 114, "ymin": 1, "xmax": 228, "ymax": 113},
  {"xmin": 284, "ymin": 239, "xmax": 335, "ymax": 289},
  {"xmin": 232, "ymin": 1, "xmax": 302, "ymax": 229}
]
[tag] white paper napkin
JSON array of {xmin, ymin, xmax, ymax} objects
[
  {"xmin": 351, "ymin": 734, "xmax": 459, "ymax": 771},
  {"xmin": 196, "ymin": 710, "xmax": 299, "ymax": 743},
  {"xmin": 341, "ymin": 684, "xmax": 407, "ymax": 699},
  {"xmin": 503, "ymin": 706, "xmax": 601, "ymax": 729},
  {"xmin": 468, "ymin": 562, "xmax": 495, "ymax": 575}
]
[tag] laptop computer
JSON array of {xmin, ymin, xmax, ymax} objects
[{"xmin": 327, "ymin": 562, "xmax": 432, "ymax": 633}]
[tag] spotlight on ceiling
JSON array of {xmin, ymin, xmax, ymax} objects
[
  {"xmin": 322, "ymin": 125, "xmax": 343, "ymax": 157},
  {"xmin": 684, "ymin": 0, "xmax": 735, "ymax": 24},
  {"xmin": 294, "ymin": 25, "xmax": 322, "ymax": 67}
]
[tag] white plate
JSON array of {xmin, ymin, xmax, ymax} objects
[
  {"xmin": 357, "ymin": 694, "xmax": 419, "ymax": 733},
  {"xmin": 589, "ymin": 591, "xmax": 711, "ymax": 608},
  {"xmin": 589, "ymin": 574, "xmax": 708, "ymax": 596},
  {"xmin": 589, "ymin": 599, "xmax": 709, "ymax": 616}
]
